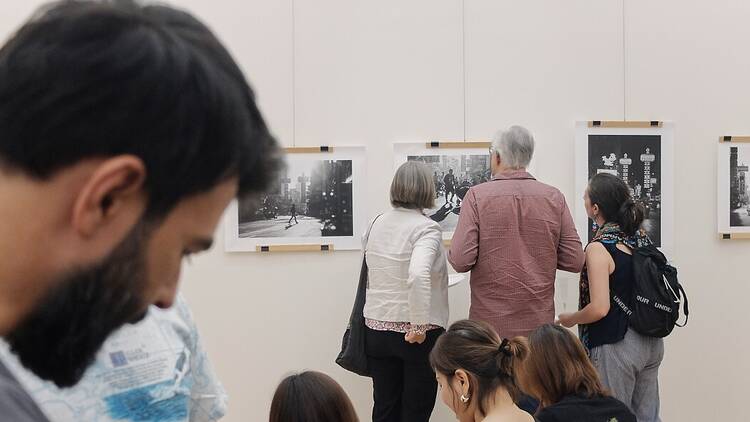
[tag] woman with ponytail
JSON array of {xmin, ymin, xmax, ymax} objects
[
  {"xmin": 429, "ymin": 319, "xmax": 533, "ymax": 422},
  {"xmin": 557, "ymin": 173, "xmax": 663, "ymax": 422},
  {"xmin": 513, "ymin": 324, "xmax": 635, "ymax": 422}
]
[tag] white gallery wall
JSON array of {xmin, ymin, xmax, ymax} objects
[{"xmin": 1, "ymin": 0, "xmax": 749, "ymax": 420}]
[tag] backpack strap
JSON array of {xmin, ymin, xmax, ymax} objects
[{"xmin": 675, "ymin": 283, "xmax": 689, "ymax": 327}]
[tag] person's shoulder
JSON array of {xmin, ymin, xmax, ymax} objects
[
  {"xmin": 536, "ymin": 396, "xmax": 591, "ymax": 422},
  {"xmin": 366, "ymin": 211, "xmax": 391, "ymax": 231},
  {"xmin": 543, "ymin": 395, "xmax": 636, "ymax": 422},
  {"xmin": 540, "ymin": 394, "xmax": 591, "ymax": 410},
  {"xmin": 534, "ymin": 405, "xmax": 562, "ymax": 422},
  {"xmin": 576, "ymin": 395, "xmax": 636, "ymax": 421},
  {"xmin": 399, "ymin": 212, "xmax": 441, "ymax": 240},
  {"xmin": 416, "ymin": 214, "xmax": 442, "ymax": 234},
  {"xmin": 597, "ymin": 396, "xmax": 637, "ymax": 420},
  {"xmin": 585, "ymin": 240, "xmax": 607, "ymax": 254},
  {"xmin": 532, "ymin": 180, "xmax": 565, "ymax": 198},
  {"xmin": 384, "ymin": 209, "xmax": 439, "ymax": 233},
  {"xmin": 461, "ymin": 182, "xmax": 486, "ymax": 198}
]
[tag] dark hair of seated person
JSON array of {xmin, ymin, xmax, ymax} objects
[{"xmin": 269, "ymin": 371, "xmax": 359, "ymax": 422}]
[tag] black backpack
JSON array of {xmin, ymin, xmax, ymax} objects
[{"xmin": 621, "ymin": 244, "xmax": 689, "ymax": 337}]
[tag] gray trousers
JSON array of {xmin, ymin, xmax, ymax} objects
[{"xmin": 590, "ymin": 329, "xmax": 664, "ymax": 422}]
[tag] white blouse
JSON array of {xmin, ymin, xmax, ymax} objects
[{"xmin": 362, "ymin": 208, "xmax": 449, "ymax": 328}]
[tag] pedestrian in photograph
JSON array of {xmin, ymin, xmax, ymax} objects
[
  {"xmin": 288, "ymin": 203, "xmax": 299, "ymax": 225},
  {"xmin": 444, "ymin": 169, "xmax": 456, "ymax": 204},
  {"xmin": 433, "ymin": 171, "xmax": 441, "ymax": 198}
]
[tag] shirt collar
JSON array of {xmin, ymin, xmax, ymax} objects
[
  {"xmin": 490, "ymin": 170, "xmax": 535, "ymax": 181},
  {"xmin": 392, "ymin": 207, "xmax": 424, "ymax": 214}
]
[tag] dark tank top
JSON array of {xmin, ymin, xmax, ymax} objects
[{"xmin": 586, "ymin": 241, "xmax": 633, "ymax": 349}]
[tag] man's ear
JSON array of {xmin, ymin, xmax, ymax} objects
[{"xmin": 71, "ymin": 156, "xmax": 147, "ymax": 237}]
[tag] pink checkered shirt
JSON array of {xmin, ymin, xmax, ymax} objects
[{"xmin": 448, "ymin": 171, "xmax": 584, "ymax": 339}]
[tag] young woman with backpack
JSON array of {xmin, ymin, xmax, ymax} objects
[{"xmin": 557, "ymin": 173, "xmax": 663, "ymax": 422}]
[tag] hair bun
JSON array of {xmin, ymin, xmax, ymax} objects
[
  {"xmin": 494, "ymin": 338, "xmax": 515, "ymax": 379},
  {"xmin": 498, "ymin": 339, "xmax": 512, "ymax": 357},
  {"xmin": 617, "ymin": 197, "xmax": 645, "ymax": 236},
  {"xmin": 617, "ymin": 198, "xmax": 635, "ymax": 217}
]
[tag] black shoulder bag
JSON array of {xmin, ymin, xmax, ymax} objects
[{"xmin": 335, "ymin": 215, "xmax": 381, "ymax": 377}]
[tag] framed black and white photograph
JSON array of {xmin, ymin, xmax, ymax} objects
[
  {"xmin": 394, "ymin": 141, "xmax": 535, "ymax": 239},
  {"xmin": 717, "ymin": 137, "xmax": 750, "ymax": 238},
  {"xmin": 224, "ymin": 146, "xmax": 366, "ymax": 251},
  {"xmin": 575, "ymin": 122, "xmax": 674, "ymax": 252}
]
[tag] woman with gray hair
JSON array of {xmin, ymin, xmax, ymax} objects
[{"xmin": 363, "ymin": 160, "xmax": 449, "ymax": 422}]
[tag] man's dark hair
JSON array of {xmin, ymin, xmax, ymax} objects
[{"xmin": 0, "ymin": 0, "xmax": 281, "ymax": 217}]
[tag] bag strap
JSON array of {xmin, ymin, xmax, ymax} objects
[
  {"xmin": 362, "ymin": 214, "xmax": 383, "ymax": 290},
  {"xmin": 363, "ymin": 214, "xmax": 383, "ymax": 252},
  {"xmin": 675, "ymin": 283, "xmax": 689, "ymax": 327}
]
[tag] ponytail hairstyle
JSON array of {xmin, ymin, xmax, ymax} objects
[
  {"xmin": 513, "ymin": 324, "xmax": 608, "ymax": 409},
  {"xmin": 587, "ymin": 173, "xmax": 645, "ymax": 236},
  {"xmin": 429, "ymin": 319, "xmax": 526, "ymax": 417}
]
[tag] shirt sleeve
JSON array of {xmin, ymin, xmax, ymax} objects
[
  {"xmin": 556, "ymin": 196, "xmax": 585, "ymax": 273},
  {"xmin": 448, "ymin": 188, "xmax": 479, "ymax": 272},
  {"xmin": 407, "ymin": 224, "xmax": 442, "ymax": 325}
]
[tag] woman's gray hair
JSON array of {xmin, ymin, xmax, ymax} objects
[
  {"xmin": 391, "ymin": 161, "xmax": 436, "ymax": 210},
  {"xmin": 491, "ymin": 125, "xmax": 535, "ymax": 169}
]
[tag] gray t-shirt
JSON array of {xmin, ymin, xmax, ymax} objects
[
  {"xmin": 0, "ymin": 359, "xmax": 49, "ymax": 421},
  {"xmin": 0, "ymin": 294, "xmax": 227, "ymax": 422}
]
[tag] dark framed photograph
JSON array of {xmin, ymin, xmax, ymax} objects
[{"xmin": 576, "ymin": 122, "xmax": 674, "ymax": 251}]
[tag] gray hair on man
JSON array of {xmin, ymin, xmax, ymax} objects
[{"xmin": 491, "ymin": 125, "xmax": 535, "ymax": 169}]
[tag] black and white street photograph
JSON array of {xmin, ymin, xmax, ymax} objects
[
  {"xmin": 729, "ymin": 146, "xmax": 750, "ymax": 227},
  {"xmin": 237, "ymin": 159, "xmax": 353, "ymax": 238},
  {"xmin": 407, "ymin": 154, "xmax": 490, "ymax": 233},
  {"xmin": 588, "ymin": 134, "xmax": 662, "ymax": 246}
]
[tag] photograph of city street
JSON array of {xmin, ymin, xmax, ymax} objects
[
  {"xmin": 729, "ymin": 146, "xmax": 750, "ymax": 227},
  {"xmin": 407, "ymin": 154, "xmax": 490, "ymax": 234},
  {"xmin": 237, "ymin": 159, "xmax": 353, "ymax": 238},
  {"xmin": 588, "ymin": 134, "xmax": 662, "ymax": 246}
]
